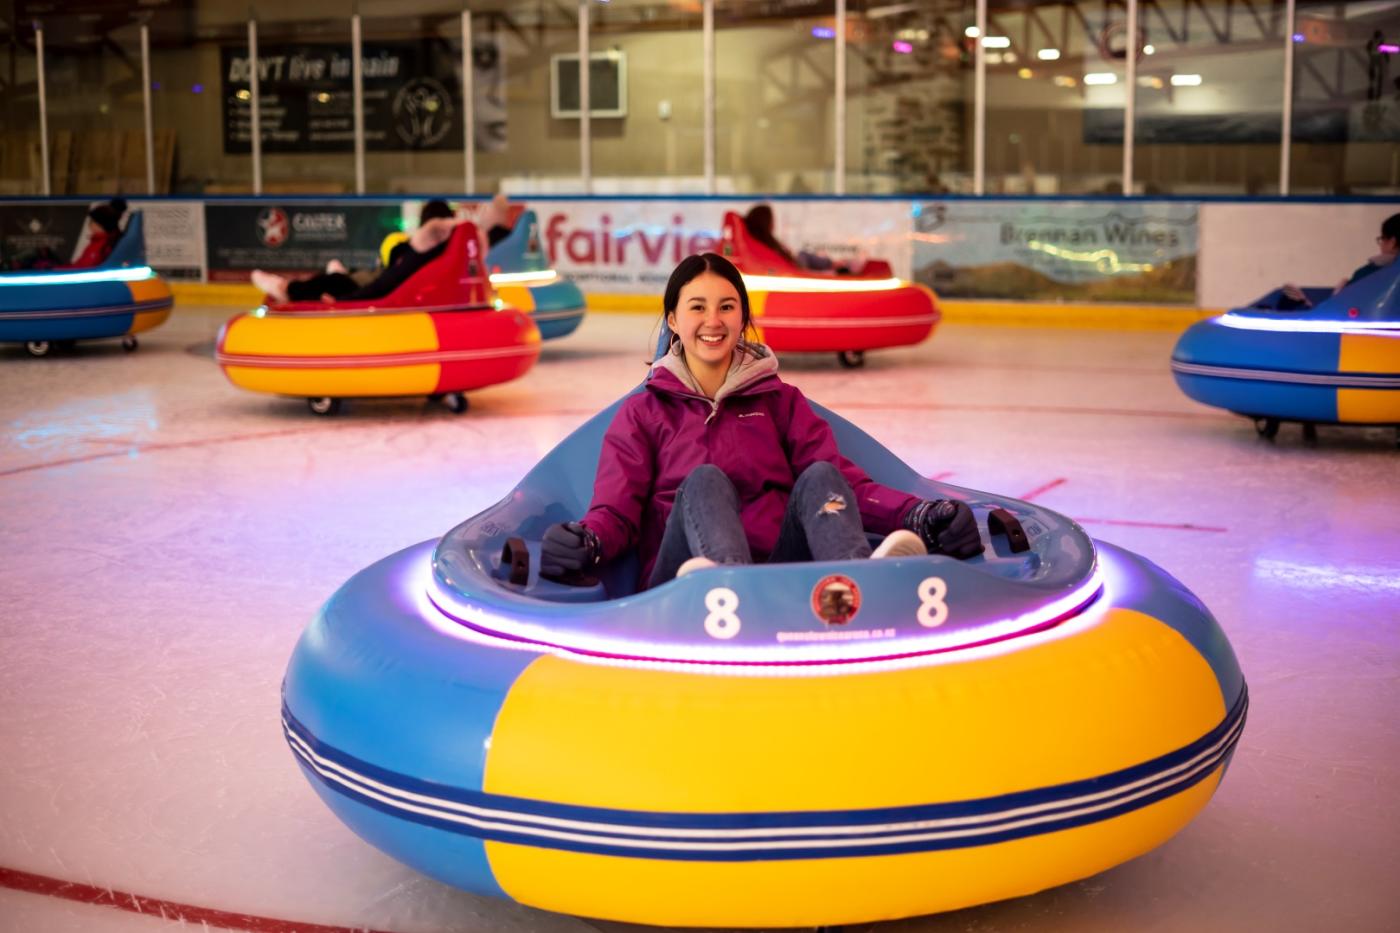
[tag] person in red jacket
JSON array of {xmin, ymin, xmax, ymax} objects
[
  {"xmin": 63, "ymin": 198, "xmax": 127, "ymax": 268},
  {"xmin": 539, "ymin": 252, "xmax": 983, "ymax": 590}
]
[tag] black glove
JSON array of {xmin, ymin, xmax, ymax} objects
[
  {"xmin": 540, "ymin": 521, "xmax": 602, "ymax": 581},
  {"xmin": 905, "ymin": 499, "xmax": 984, "ymax": 559}
]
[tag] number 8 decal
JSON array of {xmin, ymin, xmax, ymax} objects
[
  {"xmin": 917, "ymin": 576, "xmax": 948, "ymax": 628},
  {"xmin": 704, "ymin": 587, "xmax": 741, "ymax": 639}
]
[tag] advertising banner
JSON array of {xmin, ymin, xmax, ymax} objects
[
  {"xmin": 523, "ymin": 199, "xmax": 912, "ymax": 294},
  {"xmin": 204, "ymin": 202, "xmax": 403, "ymax": 282},
  {"xmin": 0, "ymin": 203, "xmax": 88, "ymax": 269},
  {"xmin": 913, "ymin": 200, "xmax": 1197, "ymax": 303},
  {"xmin": 221, "ymin": 41, "xmax": 465, "ymax": 154},
  {"xmin": 139, "ymin": 201, "xmax": 206, "ymax": 281}
]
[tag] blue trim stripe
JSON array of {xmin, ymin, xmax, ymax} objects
[{"xmin": 283, "ymin": 686, "xmax": 1246, "ymax": 862}]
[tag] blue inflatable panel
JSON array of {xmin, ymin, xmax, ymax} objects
[
  {"xmin": 1173, "ymin": 321, "xmax": 1342, "ymax": 376},
  {"xmin": 1172, "ymin": 371, "xmax": 1340, "ymax": 422},
  {"xmin": 282, "ymin": 540, "xmax": 536, "ymax": 898},
  {"xmin": 0, "ymin": 310, "xmax": 138, "ymax": 343}
]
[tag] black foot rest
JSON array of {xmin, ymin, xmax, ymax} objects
[
  {"xmin": 987, "ymin": 508, "xmax": 1031, "ymax": 553},
  {"xmin": 501, "ymin": 537, "xmax": 531, "ymax": 586}
]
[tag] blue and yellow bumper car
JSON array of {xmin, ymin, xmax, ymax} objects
[
  {"xmin": 1172, "ymin": 260, "xmax": 1399, "ymax": 440},
  {"xmin": 0, "ymin": 211, "xmax": 173, "ymax": 357},
  {"xmin": 282, "ymin": 394, "xmax": 1246, "ymax": 927}
]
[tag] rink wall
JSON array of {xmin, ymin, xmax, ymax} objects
[{"xmin": 2, "ymin": 196, "xmax": 1394, "ymax": 329}]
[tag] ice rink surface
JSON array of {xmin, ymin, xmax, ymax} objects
[{"xmin": 1, "ymin": 307, "xmax": 1396, "ymax": 933}]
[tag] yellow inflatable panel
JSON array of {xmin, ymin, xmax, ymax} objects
[
  {"xmin": 129, "ymin": 307, "xmax": 172, "ymax": 335},
  {"xmin": 1337, "ymin": 388, "xmax": 1400, "ymax": 423},
  {"xmin": 222, "ymin": 311, "xmax": 438, "ymax": 358},
  {"xmin": 223, "ymin": 363, "xmax": 440, "ymax": 398},
  {"xmin": 493, "ymin": 285, "xmax": 537, "ymax": 313},
  {"xmin": 127, "ymin": 276, "xmax": 173, "ymax": 304},
  {"xmin": 1339, "ymin": 333, "xmax": 1400, "ymax": 374},
  {"xmin": 483, "ymin": 609, "xmax": 1226, "ymax": 924}
]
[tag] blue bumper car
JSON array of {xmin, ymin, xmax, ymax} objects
[
  {"xmin": 488, "ymin": 210, "xmax": 586, "ymax": 340},
  {"xmin": 282, "ymin": 394, "xmax": 1246, "ymax": 927},
  {"xmin": 0, "ymin": 212, "xmax": 173, "ymax": 357},
  {"xmin": 1172, "ymin": 261, "xmax": 1400, "ymax": 441}
]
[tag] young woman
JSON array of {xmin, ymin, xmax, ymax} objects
[{"xmin": 540, "ymin": 252, "xmax": 983, "ymax": 590}]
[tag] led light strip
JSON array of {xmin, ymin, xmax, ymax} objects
[
  {"xmin": 742, "ymin": 274, "xmax": 907, "ymax": 294},
  {"xmin": 756, "ymin": 313, "xmax": 938, "ymax": 329},
  {"xmin": 490, "ymin": 270, "xmax": 560, "ymax": 286},
  {"xmin": 1171, "ymin": 359, "xmax": 1400, "ymax": 388},
  {"xmin": 1214, "ymin": 312, "xmax": 1400, "ymax": 335},
  {"xmin": 425, "ymin": 564, "xmax": 1105, "ymax": 667},
  {"xmin": 0, "ymin": 265, "xmax": 156, "ymax": 286}
]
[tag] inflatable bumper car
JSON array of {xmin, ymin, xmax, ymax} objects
[
  {"xmin": 282, "ymin": 391, "xmax": 1247, "ymax": 927},
  {"xmin": 719, "ymin": 211, "xmax": 939, "ymax": 368},
  {"xmin": 0, "ymin": 211, "xmax": 173, "ymax": 357},
  {"xmin": 487, "ymin": 210, "xmax": 586, "ymax": 341},
  {"xmin": 1172, "ymin": 261, "xmax": 1400, "ymax": 441},
  {"xmin": 216, "ymin": 223, "xmax": 541, "ymax": 416}
]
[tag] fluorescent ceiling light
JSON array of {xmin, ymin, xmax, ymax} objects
[
  {"xmin": 965, "ymin": 26, "xmax": 980, "ymax": 38},
  {"xmin": 1037, "ymin": 48, "xmax": 1061, "ymax": 60},
  {"xmin": 1084, "ymin": 72, "xmax": 1117, "ymax": 85},
  {"xmin": 1170, "ymin": 73, "xmax": 1202, "ymax": 86},
  {"xmin": 1143, "ymin": 44, "xmax": 1156, "ymax": 55},
  {"xmin": 981, "ymin": 36, "xmax": 1011, "ymax": 48}
]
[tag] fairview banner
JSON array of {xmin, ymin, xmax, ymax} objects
[
  {"xmin": 521, "ymin": 199, "xmax": 912, "ymax": 294},
  {"xmin": 913, "ymin": 201, "xmax": 1198, "ymax": 304}
]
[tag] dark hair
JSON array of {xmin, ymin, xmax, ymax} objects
[
  {"xmin": 1382, "ymin": 213, "xmax": 1400, "ymax": 243},
  {"xmin": 88, "ymin": 197, "xmax": 127, "ymax": 234},
  {"xmin": 743, "ymin": 204, "xmax": 796, "ymax": 264},
  {"xmin": 659, "ymin": 253, "xmax": 755, "ymax": 354},
  {"xmin": 420, "ymin": 199, "xmax": 453, "ymax": 224}
]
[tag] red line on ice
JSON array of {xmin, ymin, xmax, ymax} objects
[
  {"xmin": 0, "ymin": 426, "xmax": 328, "ymax": 478},
  {"xmin": 1018, "ymin": 477, "xmax": 1067, "ymax": 502},
  {"xmin": 0, "ymin": 865, "xmax": 401, "ymax": 933}
]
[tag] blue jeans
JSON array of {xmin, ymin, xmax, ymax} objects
[{"xmin": 648, "ymin": 462, "xmax": 872, "ymax": 587}]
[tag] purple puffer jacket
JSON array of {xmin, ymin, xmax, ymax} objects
[{"xmin": 581, "ymin": 345, "xmax": 921, "ymax": 587}]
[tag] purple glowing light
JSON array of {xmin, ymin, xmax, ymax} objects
[
  {"xmin": 191, "ymin": 83, "xmax": 204, "ymax": 94},
  {"xmin": 1292, "ymin": 33, "xmax": 1305, "ymax": 43},
  {"xmin": 1379, "ymin": 43, "xmax": 1399, "ymax": 54},
  {"xmin": 420, "ymin": 559, "xmax": 1107, "ymax": 670},
  {"xmin": 812, "ymin": 26, "xmax": 836, "ymax": 40},
  {"xmin": 892, "ymin": 40, "xmax": 913, "ymax": 54}
]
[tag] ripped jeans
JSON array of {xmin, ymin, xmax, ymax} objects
[{"xmin": 647, "ymin": 461, "xmax": 872, "ymax": 587}]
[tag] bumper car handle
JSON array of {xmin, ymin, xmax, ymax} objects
[
  {"xmin": 987, "ymin": 508, "xmax": 1031, "ymax": 553},
  {"xmin": 500, "ymin": 537, "xmax": 531, "ymax": 586}
]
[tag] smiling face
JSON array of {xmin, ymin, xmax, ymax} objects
[{"xmin": 667, "ymin": 271, "xmax": 744, "ymax": 371}]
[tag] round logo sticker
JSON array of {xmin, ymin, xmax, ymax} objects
[
  {"xmin": 811, "ymin": 574, "xmax": 861, "ymax": 626},
  {"xmin": 256, "ymin": 207, "xmax": 289, "ymax": 248}
]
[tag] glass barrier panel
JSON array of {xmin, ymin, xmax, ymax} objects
[{"xmin": 0, "ymin": 17, "xmax": 42, "ymax": 195}]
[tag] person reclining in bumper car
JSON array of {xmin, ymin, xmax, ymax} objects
[
  {"xmin": 250, "ymin": 199, "xmax": 461, "ymax": 305},
  {"xmin": 540, "ymin": 252, "xmax": 980, "ymax": 590}
]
